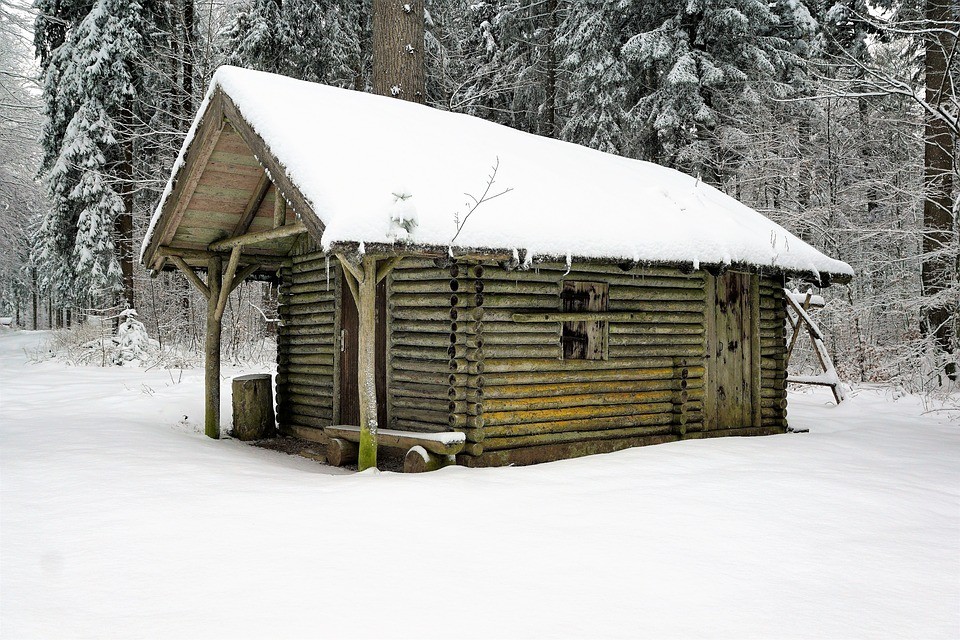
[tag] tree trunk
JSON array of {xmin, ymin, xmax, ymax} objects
[
  {"xmin": 543, "ymin": 0, "xmax": 558, "ymax": 138},
  {"xmin": 231, "ymin": 374, "xmax": 275, "ymax": 440},
  {"xmin": 372, "ymin": 0, "xmax": 425, "ymax": 103},
  {"xmin": 117, "ymin": 100, "xmax": 135, "ymax": 310},
  {"xmin": 31, "ymin": 269, "xmax": 37, "ymax": 330},
  {"xmin": 922, "ymin": 0, "xmax": 957, "ymax": 381}
]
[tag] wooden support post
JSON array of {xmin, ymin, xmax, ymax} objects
[
  {"xmin": 205, "ymin": 255, "xmax": 223, "ymax": 439},
  {"xmin": 273, "ymin": 191, "xmax": 286, "ymax": 228},
  {"xmin": 336, "ymin": 254, "xmax": 381, "ymax": 471},
  {"xmin": 215, "ymin": 246, "xmax": 242, "ymax": 322},
  {"xmin": 356, "ymin": 257, "xmax": 379, "ymax": 470}
]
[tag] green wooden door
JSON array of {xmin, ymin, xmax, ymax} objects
[{"xmin": 705, "ymin": 272, "xmax": 760, "ymax": 430}]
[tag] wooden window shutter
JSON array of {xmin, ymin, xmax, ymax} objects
[{"xmin": 560, "ymin": 280, "xmax": 608, "ymax": 360}]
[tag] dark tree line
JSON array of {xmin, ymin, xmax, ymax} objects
[{"xmin": 13, "ymin": 0, "xmax": 957, "ymax": 386}]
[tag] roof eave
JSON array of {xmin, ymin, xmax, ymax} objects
[{"xmin": 326, "ymin": 240, "xmax": 852, "ymax": 287}]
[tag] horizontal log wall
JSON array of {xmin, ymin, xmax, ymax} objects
[
  {"xmin": 388, "ymin": 259, "xmax": 458, "ymax": 433},
  {"xmin": 459, "ymin": 261, "xmax": 709, "ymax": 467},
  {"xmin": 276, "ymin": 248, "xmax": 337, "ymax": 443},
  {"xmin": 758, "ymin": 275, "xmax": 788, "ymax": 429}
]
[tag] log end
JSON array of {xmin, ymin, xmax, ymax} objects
[{"xmin": 403, "ymin": 446, "xmax": 456, "ymax": 473}]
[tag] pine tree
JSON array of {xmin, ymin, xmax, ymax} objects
[
  {"xmin": 622, "ymin": 0, "xmax": 800, "ymax": 182},
  {"xmin": 34, "ymin": 0, "xmax": 144, "ymax": 306},
  {"xmin": 559, "ymin": 0, "xmax": 634, "ymax": 154}
]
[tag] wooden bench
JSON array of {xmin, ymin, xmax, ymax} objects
[{"xmin": 322, "ymin": 425, "xmax": 466, "ymax": 473}]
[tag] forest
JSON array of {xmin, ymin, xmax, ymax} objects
[{"xmin": 0, "ymin": 0, "xmax": 957, "ymax": 391}]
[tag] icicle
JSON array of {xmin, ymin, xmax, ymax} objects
[
  {"xmin": 563, "ymin": 252, "xmax": 572, "ymax": 276},
  {"xmin": 326, "ymin": 256, "xmax": 330, "ymax": 291}
]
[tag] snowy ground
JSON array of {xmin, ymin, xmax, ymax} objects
[{"xmin": 1, "ymin": 330, "xmax": 958, "ymax": 639}]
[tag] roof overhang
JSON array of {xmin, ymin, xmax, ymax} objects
[{"xmin": 141, "ymin": 88, "xmax": 324, "ymax": 275}]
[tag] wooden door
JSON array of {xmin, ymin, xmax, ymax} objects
[
  {"xmin": 705, "ymin": 272, "xmax": 759, "ymax": 430},
  {"xmin": 338, "ymin": 270, "xmax": 387, "ymax": 427}
]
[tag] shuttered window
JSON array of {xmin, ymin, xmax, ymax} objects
[{"xmin": 560, "ymin": 280, "xmax": 608, "ymax": 360}]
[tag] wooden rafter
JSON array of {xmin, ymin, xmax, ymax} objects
[
  {"xmin": 231, "ymin": 171, "xmax": 272, "ymax": 238},
  {"xmin": 169, "ymin": 256, "xmax": 210, "ymax": 299}
]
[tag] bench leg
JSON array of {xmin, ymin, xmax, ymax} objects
[
  {"xmin": 403, "ymin": 446, "xmax": 456, "ymax": 473},
  {"xmin": 327, "ymin": 438, "xmax": 359, "ymax": 467}
]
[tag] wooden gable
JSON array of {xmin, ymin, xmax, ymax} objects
[{"xmin": 141, "ymin": 90, "xmax": 324, "ymax": 274}]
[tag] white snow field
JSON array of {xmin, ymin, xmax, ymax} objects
[{"xmin": 1, "ymin": 330, "xmax": 957, "ymax": 639}]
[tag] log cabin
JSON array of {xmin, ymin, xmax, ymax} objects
[{"xmin": 141, "ymin": 66, "xmax": 853, "ymax": 470}]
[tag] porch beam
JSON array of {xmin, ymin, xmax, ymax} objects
[{"xmin": 208, "ymin": 222, "xmax": 306, "ymax": 252}]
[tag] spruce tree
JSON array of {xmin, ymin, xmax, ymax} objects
[
  {"xmin": 559, "ymin": 0, "xmax": 634, "ymax": 154},
  {"xmin": 34, "ymin": 0, "xmax": 144, "ymax": 307},
  {"xmin": 622, "ymin": 0, "xmax": 800, "ymax": 182}
]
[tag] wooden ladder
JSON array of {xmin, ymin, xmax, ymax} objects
[{"xmin": 783, "ymin": 289, "xmax": 845, "ymax": 404}]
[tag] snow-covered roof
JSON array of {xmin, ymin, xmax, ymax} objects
[{"xmin": 143, "ymin": 66, "xmax": 852, "ymax": 280}]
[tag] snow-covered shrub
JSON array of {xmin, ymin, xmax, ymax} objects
[
  {"xmin": 110, "ymin": 309, "xmax": 159, "ymax": 365},
  {"xmin": 46, "ymin": 309, "xmax": 160, "ymax": 366}
]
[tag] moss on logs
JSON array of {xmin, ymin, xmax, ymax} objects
[
  {"xmin": 284, "ymin": 363, "xmax": 335, "ymax": 376},
  {"xmin": 278, "ymin": 324, "xmax": 335, "ymax": 337},
  {"xmin": 393, "ymin": 418, "xmax": 453, "ymax": 431},
  {"xmin": 484, "ymin": 390, "xmax": 703, "ymax": 413},
  {"xmin": 482, "ymin": 401, "xmax": 676, "ymax": 430},
  {"xmin": 391, "ymin": 380, "xmax": 451, "ymax": 400},
  {"xmin": 607, "ymin": 344, "xmax": 704, "ymax": 358},
  {"xmin": 276, "ymin": 413, "xmax": 331, "ymax": 429},
  {"xmin": 480, "ymin": 364, "xmax": 704, "ymax": 384},
  {"xmin": 403, "ymin": 446, "xmax": 456, "ymax": 473},
  {"xmin": 277, "ymin": 337, "xmax": 336, "ymax": 349},
  {"xmin": 279, "ymin": 383, "xmax": 334, "ymax": 399},
  {"xmin": 278, "ymin": 352, "xmax": 334, "ymax": 366},
  {"xmin": 608, "ymin": 334, "xmax": 704, "ymax": 347},
  {"xmin": 275, "ymin": 372, "xmax": 334, "ymax": 387},
  {"xmin": 392, "ymin": 396, "xmax": 451, "ymax": 414},
  {"xmin": 481, "ymin": 423, "xmax": 678, "ymax": 451},
  {"xmin": 482, "ymin": 378, "xmax": 699, "ymax": 399}
]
